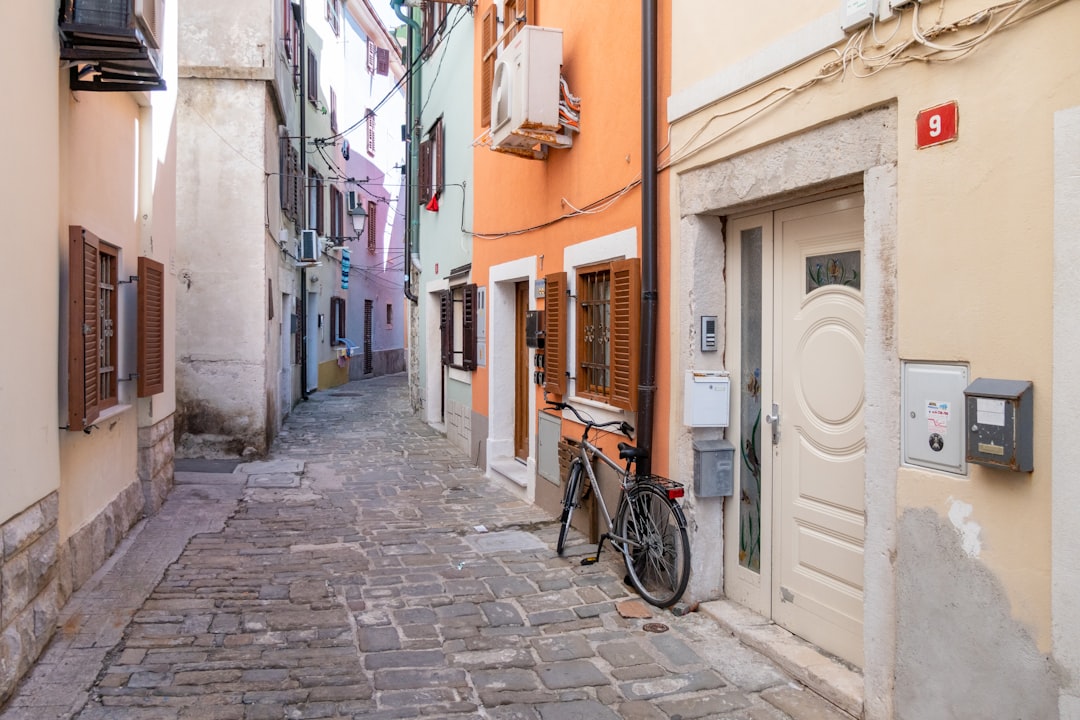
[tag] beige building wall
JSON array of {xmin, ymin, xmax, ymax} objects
[
  {"xmin": 0, "ymin": 0, "xmax": 62, "ymax": 527},
  {"xmin": 1, "ymin": 0, "xmax": 178, "ymax": 702},
  {"xmin": 669, "ymin": 1, "xmax": 1078, "ymax": 717}
]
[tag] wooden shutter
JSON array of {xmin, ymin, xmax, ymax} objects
[
  {"xmin": 68, "ymin": 226, "xmax": 100, "ymax": 431},
  {"xmin": 543, "ymin": 272, "xmax": 566, "ymax": 396},
  {"xmin": 367, "ymin": 200, "xmax": 377, "ymax": 252},
  {"xmin": 610, "ymin": 259, "xmax": 640, "ymax": 411},
  {"xmin": 462, "ymin": 284, "xmax": 477, "ymax": 370},
  {"xmin": 418, "ymin": 139, "xmax": 433, "ymax": 205},
  {"xmin": 137, "ymin": 256, "xmax": 166, "ymax": 397},
  {"xmin": 367, "ymin": 111, "xmax": 376, "ymax": 156},
  {"xmin": 480, "ymin": 6, "xmax": 497, "ymax": 127},
  {"xmin": 435, "ymin": 120, "xmax": 445, "ymax": 197},
  {"xmin": 307, "ymin": 49, "xmax": 318, "ymax": 104},
  {"xmin": 439, "ymin": 290, "xmax": 452, "ymax": 365},
  {"xmin": 376, "ymin": 47, "xmax": 389, "ymax": 76},
  {"xmin": 316, "ymin": 175, "xmax": 325, "ymax": 235},
  {"xmin": 366, "ymin": 39, "xmax": 376, "ymax": 73}
]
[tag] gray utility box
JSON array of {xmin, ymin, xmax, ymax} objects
[
  {"xmin": 964, "ymin": 378, "xmax": 1034, "ymax": 473},
  {"xmin": 693, "ymin": 439, "xmax": 735, "ymax": 497}
]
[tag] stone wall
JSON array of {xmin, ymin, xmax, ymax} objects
[
  {"xmin": 139, "ymin": 413, "xmax": 175, "ymax": 516},
  {"xmin": 0, "ymin": 493, "xmax": 61, "ymax": 705},
  {"xmin": 58, "ymin": 480, "xmax": 144, "ymax": 603}
]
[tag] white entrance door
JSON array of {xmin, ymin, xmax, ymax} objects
[{"xmin": 724, "ymin": 194, "xmax": 866, "ymax": 666}]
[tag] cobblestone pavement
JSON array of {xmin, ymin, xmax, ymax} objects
[{"xmin": 1, "ymin": 374, "xmax": 851, "ymax": 720}]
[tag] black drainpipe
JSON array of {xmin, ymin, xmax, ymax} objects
[
  {"xmin": 295, "ymin": 0, "xmax": 309, "ymax": 400},
  {"xmin": 637, "ymin": 0, "xmax": 658, "ymax": 474},
  {"xmin": 394, "ymin": 0, "xmax": 420, "ymax": 304}
]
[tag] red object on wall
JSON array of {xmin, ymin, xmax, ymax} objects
[
  {"xmin": 916, "ymin": 101, "xmax": 959, "ymax": 149},
  {"xmin": 425, "ymin": 194, "xmax": 439, "ymax": 212}
]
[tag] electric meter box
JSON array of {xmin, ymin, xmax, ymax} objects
[
  {"xmin": 902, "ymin": 362, "xmax": 968, "ymax": 475},
  {"xmin": 693, "ymin": 439, "xmax": 735, "ymax": 497},
  {"xmin": 964, "ymin": 378, "xmax": 1033, "ymax": 472},
  {"xmin": 684, "ymin": 371, "xmax": 730, "ymax": 427}
]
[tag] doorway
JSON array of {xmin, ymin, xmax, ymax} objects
[
  {"xmin": 514, "ymin": 281, "xmax": 529, "ymax": 461},
  {"xmin": 724, "ymin": 193, "xmax": 867, "ymax": 666}
]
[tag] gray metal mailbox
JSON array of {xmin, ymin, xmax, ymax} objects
[
  {"xmin": 963, "ymin": 378, "xmax": 1033, "ymax": 473},
  {"xmin": 692, "ymin": 438, "xmax": 735, "ymax": 497}
]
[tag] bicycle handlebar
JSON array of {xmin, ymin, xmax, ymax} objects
[{"xmin": 547, "ymin": 400, "xmax": 634, "ymax": 439}]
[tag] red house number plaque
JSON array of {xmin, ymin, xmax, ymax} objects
[{"xmin": 916, "ymin": 101, "xmax": 959, "ymax": 149}]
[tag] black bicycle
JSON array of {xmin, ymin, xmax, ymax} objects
[{"xmin": 550, "ymin": 400, "xmax": 690, "ymax": 608}]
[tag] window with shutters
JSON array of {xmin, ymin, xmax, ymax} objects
[
  {"xmin": 422, "ymin": 2, "xmax": 449, "ymax": 58},
  {"xmin": 366, "ymin": 200, "xmax": 377, "ymax": 253},
  {"xmin": 307, "ymin": 48, "xmax": 318, "ymax": 105},
  {"xmin": 376, "ymin": 47, "xmax": 389, "ymax": 76},
  {"xmin": 367, "ymin": 39, "xmax": 376, "ymax": 74},
  {"xmin": 386, "ymin": 303, "xmax": 393, "ymax": 327},
  {"xmin": 283, "ymin": 0, "xmax": 300, "ymax": 83},
  {"xmin": 326, "ymin": 0, "xmax": 340, "ymax": 35},
  {"xmin": 420, "ymin": 118, "xmax": 444, "ymax": 205},
  {"xmin": 329, "ymin": 86, "xmax": 337, "ymax": 133},
  {"xmin": 544, "ymin": 256, "xmax": 639, "ymax": 410},
  {"xmin": 330, "ymin": 296, "xmax": 346, "ymax": 345},
  {"xmin": 366, "ymin": 108, "xmax": 376, "ymax": 156},
  {"xmin": 308, "ymin": 166, "xmax": 324, "ymax": 235},
  {"xmin": 329, "ymin": 186, "xmax": 344, "ymax": 244},
  {"xmin": 280, "ymin": 140, "xmax": 300, "ymax": 223},
  {"xmin": 68, "ymin": 226, "xmax": 167, "ymax": 432},
  {"xmin": 440, "ymin": 283, "xmax": 478, "ymax": 371}
]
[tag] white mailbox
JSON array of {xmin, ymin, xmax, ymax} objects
[{"xmin": 684, "ymin": 371, "xmax": 730, "ymax": 427}]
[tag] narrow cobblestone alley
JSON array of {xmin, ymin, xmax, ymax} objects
[{"xmin": 1, "ymin": 375, "xmax": 851, "ymax": 720}]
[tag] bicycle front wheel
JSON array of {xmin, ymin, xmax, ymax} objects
[
  {"xmin": 556, "ymin": 460, "xmax": 583, "ymax": 556},
  {"xmin": 617, "ymin": 482, "xmax": 690, "ymax": 608}
]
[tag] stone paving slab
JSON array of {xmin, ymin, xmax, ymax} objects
[{"xmin": 0, "ymin": 374, "xmax": 852, "ymax": 720}]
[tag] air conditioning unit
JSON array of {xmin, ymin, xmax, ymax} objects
[
  {"xmin": 134, "ymin": 0, "xmax": 163, "ymax": 49},
  {"xmin": 347, "ymin": 190, "xmax": 364, "ymax": 215},
  {"xmin": 491, "ymin": 26, "xmax": 570, "ymax": 159},
  {"xmin": 300, "ymin": 229, "xmax": 322, "ymax": 262}
]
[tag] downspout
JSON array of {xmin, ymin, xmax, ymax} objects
[
  {"xmin": 294, "ymin": 0, "xmax": 310, "ymax": 399},
  {"xmin": 637, "ymin": 0, "xmax": 658, "ymax": 474},
  {"xmin": 393, "ymin": 0, "xmax": 421, "ymax": 303}
]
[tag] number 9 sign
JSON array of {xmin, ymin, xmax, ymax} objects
[{"xmin": 916, "ymin": 101, "xmax": 959, "ymax": 149}]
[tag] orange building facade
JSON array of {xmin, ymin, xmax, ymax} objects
[{"xmin": 469, "ymin": 1, "xmax": 674, "ymax": 528}]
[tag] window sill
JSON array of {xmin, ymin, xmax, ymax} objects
[{"xmin": 564, "ymin": 395, "xmax": 631, "ymax": 428}]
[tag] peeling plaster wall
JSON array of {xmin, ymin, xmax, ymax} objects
[{"xmin": 896, "ymin": 508, "xmax": 1058, "ymax": 719}]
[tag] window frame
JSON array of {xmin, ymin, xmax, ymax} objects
[
  {"xmin": 544, "ymin": 242, "xmax": 639, "ymax": 411},
  {"xmin": 440, "ymin": 283, "xmax": 478, "ymax": 371},
  {"xmin": 329, "ymin": 185, "xmax": 344, "ymax": 244},
  {"xmin": 366, "ymin": 199, "xmax": 377, "ymax": 253},
  {"xmin": 329, "ymin": 296, "xmax": 346, "ymax": 345},
  {"xmin": 307, "ymin": 48, "xmax": 318, "ymax": 106}
]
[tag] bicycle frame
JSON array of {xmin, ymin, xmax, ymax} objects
[{"xmin": 573, "ymin": 437, "xmax": 637, "ymax": 555}]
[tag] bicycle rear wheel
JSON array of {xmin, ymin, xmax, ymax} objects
[
  {"xmin": 617, "ymin": 482, "xmax": 690, "ymax": 608},
  {"xmin": 556, "ymin": 460, "xmax": 583, "ymax": 556}
]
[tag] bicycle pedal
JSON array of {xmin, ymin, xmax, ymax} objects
[{"xmin": 580, "ymin": 556, "xmax": 598, "ymax": 566}]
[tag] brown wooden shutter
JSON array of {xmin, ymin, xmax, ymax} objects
[
  {"xmin": 543, "ymin": 272, "xmax": 566, "ymax": 396},
  {"xmin": 376, "ymin": 47, "xmax": 389, "ymax": 76},
  {"xmin": 68, "ymin": 226, "xmax": 100, "ymax": 431},
  {"xmin": 439, "ymin": 290, "xmax": 452, "ymax": 365},
  {"xmin": 316, "ymin": 175, "xmax": 325, "ymax": 235},
  {"xmin": 137, "ymin": 256, "xmax": 166, "ymax": 397},
  {"xmin": 418, "ymin": 139, "xmax": 433, "ymax": 205},
  {"xmin": 610, "ymin": 258, "xmax": 640, "ymax": 411},
  {"xmin": 435, "ymin": 120, "xmax": 445, "ymax": 196},
  {"xmin": 462, "ymin": 283, "xmax": 477, "ymax": 370},
  {"xmin": 480, "ymin": 6, "xmax": 497, "ymax": 127},
  {"xmin": 366, "ymin": 39, "xmax": 376, "ymax": 73},
  {"xmin": 505, "ymin": 0, "xmax": 530, "ymax": 46}
]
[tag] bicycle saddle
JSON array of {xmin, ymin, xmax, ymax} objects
[{"xmin": 618, "ymin": 443, "xmax": 648, "ymax": 461}]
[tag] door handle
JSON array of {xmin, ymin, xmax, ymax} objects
[{"xmin": 765, "ymin": 403, "xmax": 780, "ymax": 445}]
